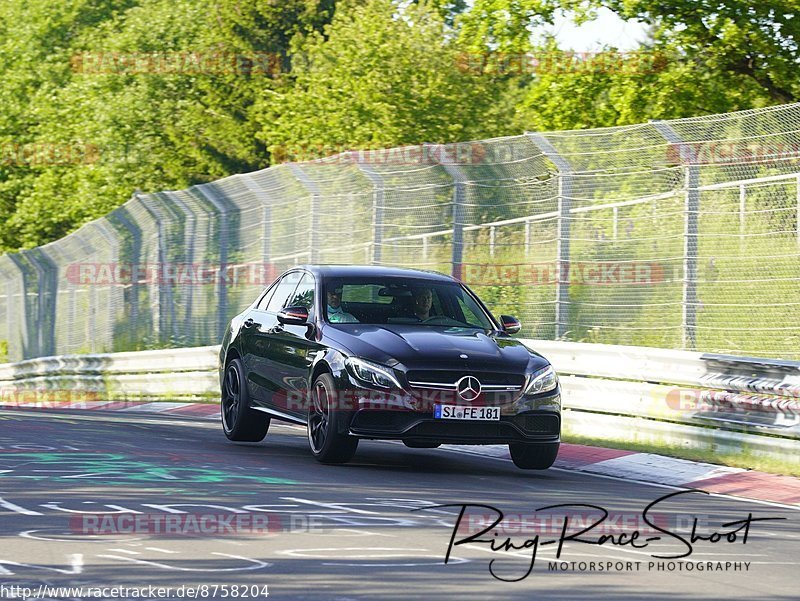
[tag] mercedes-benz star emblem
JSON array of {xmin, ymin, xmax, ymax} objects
[{"xmin": 456, "ymin": 376, "xmax": 481, "ymax": 402}]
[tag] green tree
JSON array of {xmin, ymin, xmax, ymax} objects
[
  {"xmin": 602, "ymin": 0, "xmax": 799, "ymax": 104},
  {"xmin": 0, "ymin": 0, "xmax": 344, "ymax": 251},
  {"xmin": 257, "ymin": 0, "xmax": 514, "ymax": 159},
  {"xmin": 459, "ymin": 1, "xmax": 795, "ymax": 130}
]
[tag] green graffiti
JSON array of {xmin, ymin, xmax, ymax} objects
[{"xmin": 0, "ymin": 452, "xmax": 297, "ymax": 485}]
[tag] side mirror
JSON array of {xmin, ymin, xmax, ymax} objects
[
  {"xmin": 500, "ymin": 315, "xmax": 521, "ymax": 335},
  {"xmin": 277, "ymin": 306, "xmax": 309, "ymax": 325}
]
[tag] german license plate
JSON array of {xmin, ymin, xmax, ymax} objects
[{"xmin": 434, "ymin": 405, "xmax": 500, "ymax": 420}]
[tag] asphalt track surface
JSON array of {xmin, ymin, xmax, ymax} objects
[{"xmin": 0, "ymin": 408, "xmax": 797, "ymax": 600}]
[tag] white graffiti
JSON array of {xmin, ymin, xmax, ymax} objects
[
  {"xmin": 0, "ymin": 554, "xmax": 83, "ymax": 576},
  {"xmin": 96, "ymin": 552, "xmax": 271, "ymax": 572}
]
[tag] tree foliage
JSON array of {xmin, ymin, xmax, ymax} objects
[
  {"xmin": 257, "ymin": 0, "xmax": 514, "ymax": 159},
  {"xmin": 0, "ymin": 0, "xmax": 797, "ymax": 252}
]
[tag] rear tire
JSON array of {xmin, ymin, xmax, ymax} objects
[
  {"xmin": 221, "ymin": 358, "xmax": 270, "ymax": 442},
  {"xmin": 509, "ymin": 442, "xmax": 559, "ymax": 470},
  {"xmin": 307, "ymin": 373, "xmax": 358, "ymax": 464}
]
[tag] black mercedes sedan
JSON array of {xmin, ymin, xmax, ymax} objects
[{"xmin": 219, "ymin": 265, "xmax": 561, "ymax": 469}]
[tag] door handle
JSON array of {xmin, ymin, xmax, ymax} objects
[{"xmin": 243, "ymin": 318, "xmax": 261, "ymax": 329}]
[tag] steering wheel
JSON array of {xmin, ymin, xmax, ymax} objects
[{"xmin": 420, "ymin": 315, "xmax": 456, "ymax": 325}]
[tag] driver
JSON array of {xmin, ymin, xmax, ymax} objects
[
  {"xmin": 411, "ymin": 286, "xmax": 433, "ymax": 321},
  {"xmin": 326, "ymin": 285, "xmax": 358, "ymax": 323}
]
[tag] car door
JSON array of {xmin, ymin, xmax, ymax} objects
[
  {"xmin": 240, "ymin": 272, "xmax": 303, "ymax": 405},
  {"xmin": 261, "ymin": 272, "xmax": 321, "ymax": 420}
]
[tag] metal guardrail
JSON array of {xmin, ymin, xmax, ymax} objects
[
  {"xmin": 0, "ymin": 341, "xmax": 798, "ymax": 463},
  {"xmin": 0, "ymin": 346, "xmax": 220, "ymax": 402},
  {"xmin": 521, "ymin": 339, "xmax": 800, "ymax": 438}
]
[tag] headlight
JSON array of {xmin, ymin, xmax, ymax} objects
[
  {"xmin": 524, "ymin": 365, "xmax": 558, "ymax": 395},
  {"xmin": 346, "ymin": 357, "xmax": 401, "ymax": 389}
]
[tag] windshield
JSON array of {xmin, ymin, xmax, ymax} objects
[{"xmin": 322, "ymin": 277, "xmax": 496, "ymax": 329}]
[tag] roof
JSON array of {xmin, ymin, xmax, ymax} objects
[{"xmin": 294, "ymin": 264, "xmax": 455, "ymax": 282}]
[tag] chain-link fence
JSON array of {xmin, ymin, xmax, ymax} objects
[{"xmin": 2, "ymin": 103, "xmax": 800, "ymax": 363}]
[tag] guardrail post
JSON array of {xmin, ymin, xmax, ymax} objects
[
  {"xmin": 288, "ymin": 164, "xmax": 320, "ymax": 263},
  {"xmin": 354, "ymin": 159, "xmax": 384, "ymax": 265},
  {"xmin": 652, "ymin": 120, "xmax": 699, "ymax": 350},
  {"xmin": 526, "ymin": 133, "xmax": 574, "ymax": 340},
  {"xmin": 428, "ymin": 144, "xmax": 467, "ymax": 279}
]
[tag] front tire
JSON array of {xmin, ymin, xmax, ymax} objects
[
  {"xmin": 307, "ymin": 373, "xmax": 358, "ymax": 464},
  {"xmin": 221, "ymin": 358, "xmax": 270, "ymax": 442},
  {"xmin": 509, "ymin": 442, "xmax": 559, "ymax": 470}
]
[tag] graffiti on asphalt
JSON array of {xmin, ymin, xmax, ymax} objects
[{"xmin": 0, "ymin": 452, "xmax": 297, "ymax": 485}]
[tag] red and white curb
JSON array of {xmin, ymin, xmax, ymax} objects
[
  {"xmin": 0, "ymin": 399, "xmax": 221, "ymax": 418},
  {"xmin": 451, "ymin": 443, "xmax": 800, "ymax": 507},
  {"xmin": 3, "ymin": 400, "xmax": 799, "ymax": 507}
]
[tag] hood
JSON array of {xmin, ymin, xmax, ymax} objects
[{"xmin": 323, "ymin": 324, "xmax": 546, "ymax": 373}]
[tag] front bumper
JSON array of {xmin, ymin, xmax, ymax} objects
[{"xmin": 349, "ymin": 409, "xmax": 560, "ymax": 444}]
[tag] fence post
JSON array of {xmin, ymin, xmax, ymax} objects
[
  {"xmin": 652, "ymin": 120, "xmax": 699, "ymax": 350},
  {"xmin": 135, "ymin": 192, "xmax": 167, "ymax": 345},
  {"xmin": 3, "ymin": 256, "xmax": 28, "ymax": 360},
  {"xmin": 162, "ymin": 191, "xmax": 198, "ymax": 339},
  {"xmin": 241, "ymin": 175, "xmax": 273, "ymax": 277},
  {"xmin": 428, "ymin": 143, "xmax": 467, "ymax": 279},
  {"xmin": 796, "ymin": 174, "xmax": 800, "ymax": 248},
  {"xmin": 288, "ymin": 164, "xmax": 320, "ymax": 263},
  {"xmin": 27, "ymin": 249, "xmax": 58, "ymax": 358},
  {"xmin": 92, "ymin": 220, "xmax": 124, "ymax": 353},
  {"xmin": 194, "ymin": 185, "xmax": 234, "ymax": 344},
  {"xmin": 526, "ymin": 133, "xmax": 573, "ymax": 340},
  {"xmin": 354, "ymin": 159, "xmax": 384, "ymax": 265},
  {"xmin": 524, "ymin": 219, "xmax": 531, "ymax": 257},
  {"xmin": 107, "ymin": 204, "xmax": 143, "ymax": 350},
  {"xmin": 739, "ymin": 183, "xmax": 746, "ymax": 245}
]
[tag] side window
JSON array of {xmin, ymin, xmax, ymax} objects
[
  {"xmin": 456, "ymin": 296, "xmax": 485, "ymax": 326},
  {"xmin": 256, "ymin": 283, "xmax": 278, "ymax": 311},
  {"xmin": 266, "ymin": 272, "xmax": 303, "ymax": 313},
  {"xmin": 287, "ymin": 273, "xmax": 315, "ymax": 310}
]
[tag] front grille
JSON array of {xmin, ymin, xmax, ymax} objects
[{"xmin": 406, "ymin": 370, "xmax": 525, "ymax": 391}]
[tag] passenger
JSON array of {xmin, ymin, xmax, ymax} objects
[{"xmin": 326, "ymin": 286, "xmax": 358, "ymax": 323}]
